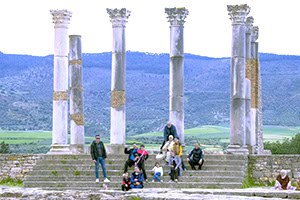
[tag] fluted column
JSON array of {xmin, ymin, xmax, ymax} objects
[
  {"xmin": 165, "ymin": 7, "xmax": 189, "ymax": 145},
  {"xmin": 49, "ymin": 9, "xmax": 72, "ymax": 153},
  {"xmin": 69, "ymin": 35, "xmax": 85, "ymax": 154},
  {"xmin": 107, "ymin": 8, "xmax": 130, "ymax": 149},
  {"xmin": 250, "ymin": 27, "xmax": 265, "ymax": 154},
  {"xmin": 227, "ymin": 4, "xmax": 250, "ymax": 154}
]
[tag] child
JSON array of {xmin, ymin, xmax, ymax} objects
[
  {"xmin": 151, "ymin": 162, "xmax": 163, "ymax": 182},
  {"xmin": 121, "ymin": 172, "xmax": 131, "ymax": 191}
]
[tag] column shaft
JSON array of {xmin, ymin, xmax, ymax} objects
[
  {"xmin": 227, "ymin": 4, "xmax": 250, "ymax": 153},
  {"xmin": 49, "ymin": 9, "xmax": 72, "ymax": 153},
  {"xmin": 107, "ymin": 8, "xmax": 130, "ymax": 145},
  {"xmin": 165, "ymin": 8, "xmax": 188, "ymax": 145},
  {"xmin": 69, "ymin": 35, "xmax": 85, "ymax": 153}
]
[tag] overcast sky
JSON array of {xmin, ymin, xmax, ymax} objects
[{"xmin": 1, "ymin": 0, "xmax": 300, "ymax": 58}]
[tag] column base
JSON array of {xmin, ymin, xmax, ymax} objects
[
  {"xmin": 48, "ymin": 144, "xmax": 71, "ymax": 154},
  {"xmin": 69, "ymin": 144, "xmax": 85, "ymax": 154},
  {"xmin": 106, "ymin": 144, "xmax": 125, "ymax": 155},
  {"xmin": 226, "ymin": 144, "xmax": 249, "ymax": 155}
]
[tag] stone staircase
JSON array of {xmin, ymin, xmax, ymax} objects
[{"xmin": 23, "ymin": 154, "xmax": 248, "ymax": 190}]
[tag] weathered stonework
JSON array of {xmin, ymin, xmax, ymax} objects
[
  {"xmin": 249, "ymin": 155, "xmax": 300, "ymax": 185},
  {"xmin": 165, "ymin": 7, "xmax": 188, "ymax": 145},
  {"xmin": 0, "ymin": 154, "xmax": 39, "ymax": 181},
  {"xmin": 50, "ymin": 9, "xmax": 72, "ymax": 154},
  {"xmin": 227, "ymin": 4, "xmax": 250, "ymax": 153},
  {"xmin": 69, "ymin": 35, "xmax": 85, "ymax": 154},
  {"xmin": 107, "ymin": 8, "xmax": 130, "ymax": 147},
  {"xmin": 111, "ymin": 90, "xmax": 126, "ymax": 108}
]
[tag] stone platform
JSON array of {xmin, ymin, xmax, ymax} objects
[{"xmin": 1, "ymin": 186, "xmax": 300, "ymax": 199}]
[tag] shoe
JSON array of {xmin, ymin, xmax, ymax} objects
[
  {"xmin": 168, "ymin": 180, "xmax": 173, "ymax": 183},
  {"xmin": 161, "ymin": 180, "xmax": 163, "ymax": 182},
  {"xmin": 175, "ymin": 179, "xmax": 178, "ymax": 183},
  {"xmin": 145, "ymin": 179, "xmax": 148, "ymax": 182},
  {"xmin": 95, "ymin": 178, "xmax": 99, "ymax": 183},
  {"xmin": 152, "ymin": 180, "xmax": 155, "ymax": 183},
  {"xmin": 104, "ymin": 178, "xmax": 110, "ymax": 183}
]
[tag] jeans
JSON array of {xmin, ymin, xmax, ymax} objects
[
  {"xmin": 95, "ymin": 156, "xmax": 107, "ymax": 179},
  {"xmin": 153, "ymin": 172, "xmax": 161, "ymax": 182}
]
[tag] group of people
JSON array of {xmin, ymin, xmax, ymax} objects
[
  {"xmin": 90, "ymin": 122, "xmax": 300, "ymax": 192},
  {"xmin": 89, "ymin": 122, "xmax": 206, "ymax": 191}
]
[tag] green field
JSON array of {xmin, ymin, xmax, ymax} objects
[{"xmin": 0, "ymin": 125, "xmax": 299, "ymax": 153}]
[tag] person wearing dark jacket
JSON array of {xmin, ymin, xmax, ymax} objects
[
  {"xmin": 187, "ymin": 143, "xmax": 204, "ymax": 170},
  {"xmin": 130, "ymin": 166, "xmax": 144, "ymax": 189},
  {"xmin": 90, "ymin": 134, "xmax": 110, "ymax": 183},
  {"xmin": 163, "ymin": 122, "xmax": 178, "ymax": 141},
  {"xmin": 123, "ymin": 143, "xmax": 139, "ymax": 173}
]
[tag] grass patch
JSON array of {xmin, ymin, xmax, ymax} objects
[
  {"xmin": 0, "ymin": 177, "xmax": 22, "ymax": 187},
  {"xmin": 51, "ymin": 170, "xmax": 58, "ymax": 176},
  {"xmin": 74, "ymin": 171, "xmax": 80, "ymax": 176}
]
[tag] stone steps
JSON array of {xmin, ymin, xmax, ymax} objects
[
  {"xmin": 23, "ymin": 154, "xmax": 247, "ymax": 190},
  {"xmin": 37, "ymin": 159, "xmax": 245, "ymax": 166},
  {"xmin": 25, "ymin": 169, "xmax": 245, "ymax": 177},
  {"xmin": 24, "ymin": 175, "xmax": 244, "ymax": 182},
  {"xmin": 30, "ymin": 164, "xmax": 244, "ymax": 171},
  {"xmin": 23, "ymin": 181, "xmax": 243, "ymax": 189}
]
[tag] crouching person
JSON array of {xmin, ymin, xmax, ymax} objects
[
  {"xmin": 130, "ymin": 166, "xmax": 144, "ymax": 189},
  {"xmin": 121, "ymin": 172, "xmax": 131, "ymax": 191},
  {"xmin": 274, "ymin": 169, "xmax": 296, "ymax": 190},
  {"xmin": 187, "ymin": 143, "xmax": 204, "ymax": 170}
]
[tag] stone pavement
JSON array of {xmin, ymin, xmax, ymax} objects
[{"xmin": 1, "ymin": 186, "xmax": 300, "ymax": 199}]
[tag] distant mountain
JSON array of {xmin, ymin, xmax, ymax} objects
[{"xmin": 0, "ymin": 52, "xmax": 300, "ymax": 136}]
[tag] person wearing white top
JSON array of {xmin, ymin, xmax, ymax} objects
[
  {"xmin": 151, "ymin": 162, "xmax": 164, "ymax": 182},
  {"xmin": 161, "ymin": 135, "xmax": 174, "ymax": 162}
]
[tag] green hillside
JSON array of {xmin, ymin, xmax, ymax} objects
[{"xmin": 1, "ymin": 125, "xmax": 299, "ymax": 153}]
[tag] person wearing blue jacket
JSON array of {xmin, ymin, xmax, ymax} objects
[{"xmin": 130, "ymin": 166, "xmax": 144, "ymax": 189}]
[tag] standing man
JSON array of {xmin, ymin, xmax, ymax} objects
[
  {"xmin": 163, "ymin": 121, "xmax": 178, "ymax": 141},
  {"xmin": 187, "ymin": 143, "xmax": 204, "ymax": 170},
  {"xmin": 90, "ymin": 134, "xmax": 110, "ymax": 183}
]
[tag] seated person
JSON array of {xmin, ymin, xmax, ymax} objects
[
  {"xmin": 274, "ymin": 169, "xmax": 295, "ymax": 190},
  {"xmin": 187, "ymin": 143, "xmax": 204, "ymax": 170},
  {"xmin": 172, "ymin": 138, "xmax": 187, "ymax": 171},
  {"xmin": 130, "ymin": 166, "xmax": 144, "ymax": 189},
  {"xmin": 151, "ymin": 162, "xmax": 164, "ymax": 182},
  {"xmin": 168, "ymin": 150, "xmax": 183, "ymax": 182},
  {"xmin": 121, "ymin": 172, "xmax": 131, "ymax": 191},
  {"xmin": 160, "ymin": 135, "xmax": 174, "ymax": 162}
]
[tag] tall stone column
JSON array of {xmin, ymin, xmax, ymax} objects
[
  {"xmin": 106, "ymin": 8, "xmax": 130, "ymax": 153},
  {"xmin": 49, "ymin": 9, "xmax": 72, "ymax": 154},
  {"xmin": 245, "ymin": 16, "xmax": 255, "ymax": 153},
  {"xmin": 165, "ymin": 7, "xmax": 189, "ymax": 145},
  {"xmin": 227, "ymin": 4, "xmax": 250, "ymax": 154},
  {"xmin": 250, "ymin": 27, "xmax": 265, "ymax": 154},
  {"xmin": 69, "ymin": 35, "xmax": 85, "ymax": 154}
]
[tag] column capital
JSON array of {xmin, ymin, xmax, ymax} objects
[
  {"xmin": 107, "ymin": 8, "xmax": 131, "ymax": 27},
  {"xmin": 165, "ymin": 7, "xmax": 189, "ymax": 26},
  {"xmin": 227, "ymin": 4, "xmax": 250, "ymax": 25},
  {"xmin": 50, "ymin": 9, "xmax": 72, "ymax": 28},
  {"xmin": 251, "ymin": 26, "xmax": 259, "ymax": 42},
  {"xmin": 246, "ymin": 16, "xmax": 254, "ymax": 33}
]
